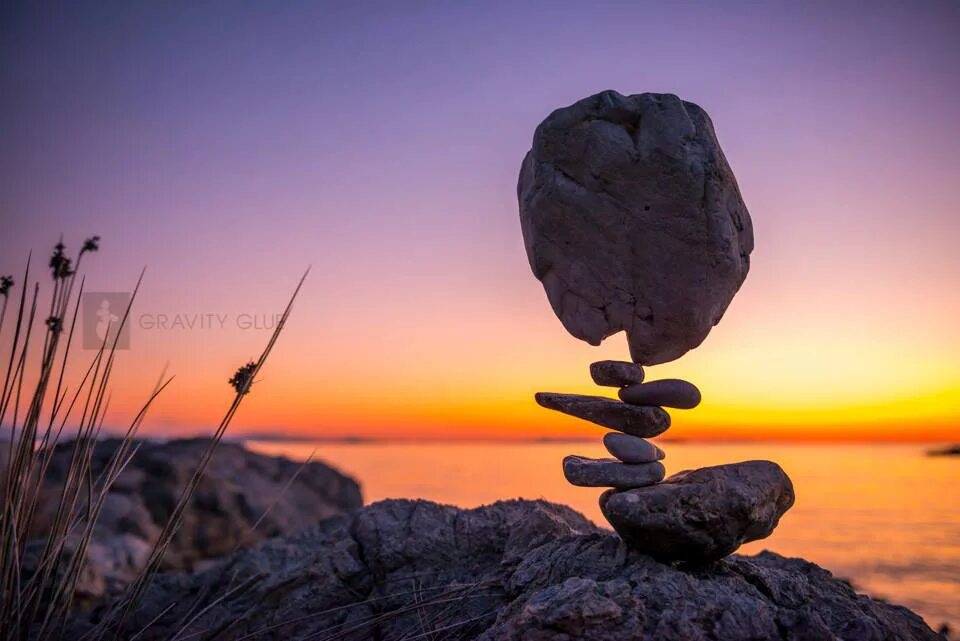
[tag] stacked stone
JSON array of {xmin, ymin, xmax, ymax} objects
[
  {"xmin": 520, "ymin": 91, "xmax": 796, "ymax": 564},
  {"xmin": 537, "ymin": 360, "xmax": 696, "ymax": 492},
  {"xmin": 537, "ymin": 360, "xmax": 795, "ymax": 564}
]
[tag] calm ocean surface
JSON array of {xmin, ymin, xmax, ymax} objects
[{"xmin": 247, "ymin": 441, "xmax": 960, "ymax": 631}]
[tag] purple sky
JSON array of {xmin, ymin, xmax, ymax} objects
[{"xmin": 1, "ymin": 2, "xmax": 958, "ymax": 440}]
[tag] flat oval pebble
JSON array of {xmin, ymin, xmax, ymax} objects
[
  {"xmin": 535, "ymin": 392, "xmax": 671, "ymax": 437},
  {"xmin": 619, "ymin": 379, "xmax": 701, "ymax": 409},
  {"xmin": 603, "ymin": 433, "xmax": 664, "ymax": 464},
  {"xmin": 563, "ymin": 455, "xmax": 665, "ymax": 489},
  {"xmin": 589, "ymin": 360, "xmax": 644, "ymax": 387}
]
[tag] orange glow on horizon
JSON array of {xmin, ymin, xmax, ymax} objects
[
  {"xmin": 44, "ymin": 287, "xmax": 956, "ymax": 445},
  {"xmin": 110, "ymin": 296, "xmax": 959, "ymax": 444}
]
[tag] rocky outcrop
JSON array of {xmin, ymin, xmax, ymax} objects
[
  {"xmin": 31, "ymin": 438, "xmax": 362, "ymax": 601},
  {"xmin": 518, "ymin": 90, "xmax": 753, "ymax": 365},
  {"xmin": 77, "ymin": 499, "xmax": 940, "ymax": 641}
]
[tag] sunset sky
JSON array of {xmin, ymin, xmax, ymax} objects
[{"xmin": 1, "ymin": 2, "xmax": 958, "ymax": 442}]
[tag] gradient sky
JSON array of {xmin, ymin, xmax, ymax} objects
[{"xmin": 1, "ymin": 1, "xmax": 958, "ymax": 441}]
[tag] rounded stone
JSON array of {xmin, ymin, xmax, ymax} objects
[
  {"xmin": 562, "ymin": 455, "xmax": 665, "ymax": 489},
  {"xmin": 600, "ymin": 460, "xmax": 795, "ymax": 563},
  {"xmin": 619, "ymin": 379, "xmax": 701, "ymax": 409},
  {"xmin": 589, "ymin": 360, "xmax": 644, "ymax": 387},
  {"xmin": 518, "ymin": 90, "xmax": 753, "ymax": 365},
  {"xmin": 603, "ymin": 433, "xmax": 664, "ymax": 463}
]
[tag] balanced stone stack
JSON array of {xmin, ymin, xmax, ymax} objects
[
  {"xmin": 519, "ymin": 90, "xmax": 796, "ymax": 564},
  {"xmin": 537, "ymin": 362, "xmax": 794, "ymax": 563}
]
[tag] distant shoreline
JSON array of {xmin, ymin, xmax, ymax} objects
[
  {"xmin": 233, "ymin": 434, "xmax": 960, "ymax": 447},
  {"xmin": 11, "ymin": 429, "xmax": 954, "ymax": 447},
  {"xmin": 926, "ymin": 444, "xmax": 960, "ymax": 456}
]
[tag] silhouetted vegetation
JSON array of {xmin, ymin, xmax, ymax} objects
[{"xmin": 0, "ymin": 237, "xmax": 306, "ymax": 640}]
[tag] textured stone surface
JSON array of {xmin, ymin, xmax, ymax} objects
[
  {"xmin": 562, "ymin": 455, "xmax": 665, "ymax": 488},
  {"xmin": 30, "ymin": 438, "xmax": 362, "ymax": 602},
  {"xmin": 535, "ymin": 392, "xmax": 670, "ymax": 436},
  {"xmin": 590, "ymin": 360, "xmax": 644, "ymax": 387},
  {"xmin": 75, "ymin": 499, "xmax": 940, "ymax": 641},
  {"xmin": 601, "ymin": 461, "xmax": 795, "ymax": 563},
  {"xmin": 603, "ymin": 433, "xmax": 665, "ymax": 463},
  {"xmin": 518, "ymin": 90, "xmax": 753, "ymax": 364},
  {"xmin": 619, "ymin": 378, "xmax": 701, "ymax": 409}
]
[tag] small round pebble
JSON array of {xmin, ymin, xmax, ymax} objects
[
  {"xmin": 603, "ymin": 433, "xmax": 665, "ymax": 464},
  {"xmin": 619, "ymin": 379, "xmax": 701, "ymax": 409},
  {"xmin": 590, "ymin": 360, "xmax": 644, "ymax": 387}
]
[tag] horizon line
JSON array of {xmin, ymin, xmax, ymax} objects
[
  {"xmin": 9, "ymin": 426, "xmax": 957, "ymax": 446},
  {"xmin": 230, "ymin": 434, "xmax": 958, "ymax": 446}
]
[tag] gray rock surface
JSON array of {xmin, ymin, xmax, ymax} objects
[
  {"xmin": 75, "ymin": 499, "xmax": 940, "ymax": 641},
  {"xmin": 619, "ymin": 378, "xmax": 701, "ymax": 409},
  {"xmin": 601, "ymin": 461, "xmax": 794, "ymax": 563},
  {"xmin": 590, "ymin": 360, "xmax": 644, "ymax": 387},
  {"xmin": 563, "ymin": 455, "xmax": 665, "ymax": 488},
  {"xmin": 518, "ymin": 90, "xmax": 753, "ymax": 364},
  {"xmin": 31, "ymin": 438, "xmax": 362, "ymax": 602},
  {"xmin": 603, "ymin": 433, "xmax": 665, "ymax": 463},
  {"xmin": 535, "ymin": 392, "xmax": 670, "ymax": 436}
]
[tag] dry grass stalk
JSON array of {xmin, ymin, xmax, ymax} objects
[{"xmin": 0, "ymin": 238, "xmax": 307, "ymax": 641}]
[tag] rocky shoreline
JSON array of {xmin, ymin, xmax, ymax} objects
[
  {"xmin": 927, "ymin": 444, "xmax": 960, "ymax": 457},
  {"xmin": 27, "ymin": 438, "xmax": 362, "ymax": 603},
  {"xmin": 73, "ymin": 497, "xmax": 942, "ymax": 640}
]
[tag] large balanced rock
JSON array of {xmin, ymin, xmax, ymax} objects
[
  {"xmin": 518, "ymin": 90, "xmax": 753, "ymax": 364},
  {"xmin": 601, "ymin": 461, "xmax": 794, "ymax": 563},
  {"xmin": 30, "ymin": 438, "xmax": 362, "ymax": 602},
  {"xmin": 75, "ymin": 499, "xmax": 940, "ymax": 641}
]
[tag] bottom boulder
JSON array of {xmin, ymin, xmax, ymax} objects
[
  {"xmin": 601, "ymin": 460, "xmax": 796, "ymax": 563},
  {"xmin": 72, "ymin": 498, "xmax": 939, "ymax": 641}
]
